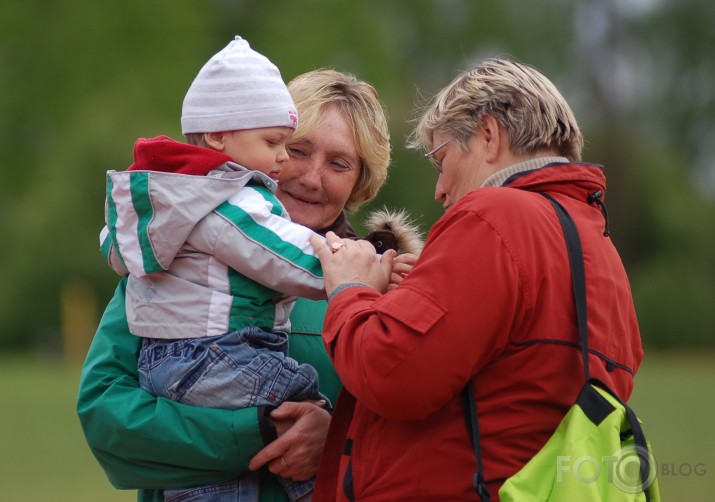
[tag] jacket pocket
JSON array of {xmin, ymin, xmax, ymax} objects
[{"xmin": 368, "ymin": 286, "xmax": 446, "ymax": 376}]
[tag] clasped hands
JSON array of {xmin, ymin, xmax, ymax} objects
[
  {"xmin": 248, "ymin": 233, "xmax": 417, "ymax": 481},
  {"xmin": 311, "ymin": 231, "xmax": 417, "ymax": 297}
]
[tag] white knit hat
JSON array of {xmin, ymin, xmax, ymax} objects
[{"xmin": 181, "ymin": 36, "xmax": 298, "ymax": 134}]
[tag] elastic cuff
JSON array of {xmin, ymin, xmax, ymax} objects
[
  {"xmin": 257, "ymin": 405, "xmax": 277, "ymax": 445},
  {"xmin": 328, "ymin": 282, "xmax": 372, "ymax": 302}
]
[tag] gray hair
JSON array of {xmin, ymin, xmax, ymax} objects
[{"xmin": 408, "ymin": 58, "xmax": 583, "ymax": 161}]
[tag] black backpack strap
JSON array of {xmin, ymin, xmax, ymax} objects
[
  {"xmin": 591, "ymin": 379, "xmax": 654, "ymax": 501},
  {"xmin": 539, "ymin": 192, "xmax": 590, "ymax": 381},
  {"xmin": 623, "ymin": 401, "xmax": 654, "ymax": 501},
  {"xmin": 461, "ymin": 384, "xmax": 491, "ymax": 501}
]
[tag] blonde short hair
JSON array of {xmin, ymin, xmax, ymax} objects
[
  {"xmin": 185, "ymin": 133, "xmax": 208, "ymax": 147},
  {"xmin": 409, "ymin": 58, "xmax": 583, "ymax": 161},
  {"xmin": 288, "ymin": 69, "xmax": 391, "ymax": 212}
]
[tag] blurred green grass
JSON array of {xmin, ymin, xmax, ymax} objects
[
  {"xmin": 0, "ymin": 355, "xmax": 134, "ymax": 502},
  {"xmin": 629, "ymin": 349, "xmax": 715, "ymax": 500},
  {"xmin": 0, "ymin": 351, "xmax": 712, "ymax": 501}
]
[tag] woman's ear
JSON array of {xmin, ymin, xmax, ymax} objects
[
  {"xmin": 479, "ymin": 114, "xmax": 505, "ymax": 162},
  {"xmin": 203, "ymin": 132, "xmax": 226, "ymax": 151}
]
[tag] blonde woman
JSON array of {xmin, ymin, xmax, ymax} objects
[{"xmin": 78, "ymin": 67, "xmax": 421, "ymax": 502}]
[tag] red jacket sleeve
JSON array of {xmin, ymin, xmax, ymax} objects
[{"xmin": 322, "ymin": 209, "xmax": 524, "ymax": 420}]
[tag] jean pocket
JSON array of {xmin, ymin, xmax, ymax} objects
[
  {"xmin": 172, "ymin": 344, "xmax": 269, "ymax": 409},
  {"xmin": 159, "ymin": 344, "xmax": 241, "ymax": 406},
  {"xmin": 164, "ymin": 473, "xmax": 259, "ymax": 501}
]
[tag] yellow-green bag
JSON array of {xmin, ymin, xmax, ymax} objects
[
  {"xmin": 499, "ymin": 381, "xmax": 660, "ymax": 501},
  {"xmin": 462, "ymin": 193, "xmax": 660, "ymax": 501}
]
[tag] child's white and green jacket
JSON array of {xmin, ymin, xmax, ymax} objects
[{"xmin": 100, "ymin": 136, "xmax": 325, "ymax": 339}]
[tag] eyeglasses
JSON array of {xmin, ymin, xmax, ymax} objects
[{"xmin": 424, "ymin": 138, "xmax": 453, "ymax": 173}]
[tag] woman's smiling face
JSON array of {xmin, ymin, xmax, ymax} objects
[{"xmin": 276, "ymin": 105, "xmax": 361, "ymax": 231}]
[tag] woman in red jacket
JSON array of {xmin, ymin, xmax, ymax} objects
[{"xmin": 310, "ymin": 58, "xmax": 644, "ymax": 501}]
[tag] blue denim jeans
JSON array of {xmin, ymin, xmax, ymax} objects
[
  {"xmin": 138, "ymin": 326, "xmax": 318, "ymax": 502},
  {"xmin": 161, "ymin": 474, "xmax": 313, "ymax": 502}
]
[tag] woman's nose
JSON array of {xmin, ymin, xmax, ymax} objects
[
  {"xmin": 297, "ymin": 159, "xmax": 323, "ymax": 190},
  {"xmin": 434, "ymin": 177, "xmax": 446, "ymax": 202}
]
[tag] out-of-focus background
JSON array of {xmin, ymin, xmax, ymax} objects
[{"xmin": 1, "ymin": 0, "xmax": 713, "ymax": 500}]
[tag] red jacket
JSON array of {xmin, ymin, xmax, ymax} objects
[{"xmin": 314, "ymin": 163, "xmax": 643, "ymax": 501}]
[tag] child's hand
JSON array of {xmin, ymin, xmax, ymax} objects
[{"xmin": 388, "ymin": 253, "xmax": 418, "ymax": 291}]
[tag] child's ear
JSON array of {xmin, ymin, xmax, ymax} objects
[{"xmin": 204, "ymin": 132, "xmax": 225, "ymax": 151}]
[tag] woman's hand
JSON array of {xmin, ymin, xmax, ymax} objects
[
  {"xmin": 248, "ymin": 401, "xmax": 331, "ymax": 481},
  {"xmin": 388, "ymin": 252, "xmax": 418, "ymax": 291},
  {"xmin": 311, "ymin": 231, "xmax": 396, "ymax": 296}
]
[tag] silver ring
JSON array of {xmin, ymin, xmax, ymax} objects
[
  {"xmin": 280, "ymin": 456, "xmax": 288, "ymax": 466},
  {"xmin": 331, "ymin": 241, "xmax": 345, "ymax": 253}
]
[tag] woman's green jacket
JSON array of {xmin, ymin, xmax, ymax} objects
[{"xmin": 76, "ymin": 278, "xmax": 341, "ymax": 502}]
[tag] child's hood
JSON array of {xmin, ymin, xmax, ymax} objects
[
  {"xmin": 128, "ymin": 135, "xmax": 233, "ymax": 175},
  {"xmin": 104, "ymin": 136, "xmax": 275, "ymax": 277}
]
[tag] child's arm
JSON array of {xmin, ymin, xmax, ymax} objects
[
  {"xmin": 192, "ymin": 185, "xmax": 328, "ymax": 300},
  {"xmin": 99, "ymin": 225, "xmax": 129, "ymax": 276},
  {"xmin": 77, "ymin": 278, "xmax": 270, "ymax": 490}
]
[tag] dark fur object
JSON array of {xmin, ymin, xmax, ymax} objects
[{"xmin": 364, "ymin": 208, "xmax": 424, "ymax": 256}]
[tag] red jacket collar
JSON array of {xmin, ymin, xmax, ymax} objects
[
  {"xmin": 128, "ymin": 135, "xmax": 233, "ymax": 176},
  {"xmin": 503, "ymin": 162, "xmax": 605, "ymax": 192}
]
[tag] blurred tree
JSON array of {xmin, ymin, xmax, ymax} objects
[{"xmin": 0, "ymin": 0, "xmax": 218, "ymax": 349}]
